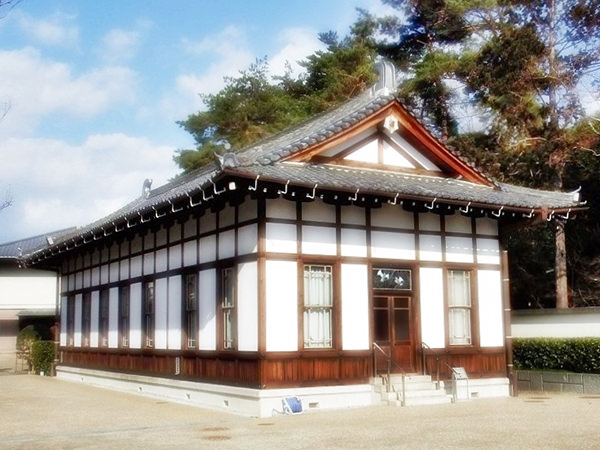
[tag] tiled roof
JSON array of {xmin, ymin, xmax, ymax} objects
[
  {"xmin": 23, "ymin": 84, "xmax": 585, "ymax": 262},
  {"xmin": 229, "ymin": 163, "xmax": 579, "ymax": 210},
  {"xmin": 0, "ymin": 228, "xmax": 77, "ymax": 259},
  {"xmin": 237, "ymin": 90, "xmax": 396, "ymax": 167}
]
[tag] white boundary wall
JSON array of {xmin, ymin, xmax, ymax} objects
[{"xmin": 512, "ymin": 307, "xmax": 600, "ymax": 338}]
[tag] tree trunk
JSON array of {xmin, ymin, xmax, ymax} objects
[{"xmin": 555, "ymin": 219, "xmax": 569, "ymax": 309}]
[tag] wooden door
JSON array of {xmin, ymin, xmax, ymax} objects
[{"xmin": 373, "ymin": 295, "xmax": 414, "ymax": 372}]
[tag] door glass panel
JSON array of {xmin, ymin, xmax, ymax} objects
[
  {"xmin": 374, "ymin": 297, "xmax": 388, "ymax": 308},
  {"xmin": 394, "ymin": 309, "xmax": 409, "ymax": 341},
  {"xmin": 394, "ymin": 297, "xmax": 408, "ymax": 308},
  {"xmin": 374, "ymin": 309, "xmax": 389, "ymax": 343}
]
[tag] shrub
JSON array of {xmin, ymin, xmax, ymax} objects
[
  {"xmin": 513, "ymin": 338, "xmax": 600, "ymax": 374},
  {"xmin": 16, "ymin": 325, "xmax": 40, "ymax": 372},
  {"xmin": 31, "ymin": 341, "xmax": 55, "ymax": 375}
]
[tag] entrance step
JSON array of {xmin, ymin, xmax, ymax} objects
[{"xmin": 372, "ymin": 374, "xmax": 451, "ymax": 406}]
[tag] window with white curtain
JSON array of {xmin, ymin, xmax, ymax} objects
[
  {"xmin": 448, "ymin": 270, "xmax": 472, "ymax": 345},
  {"xmin": 303, "ymin": 264, "xmax": 333, "ymax": 348},
  {"xmin": 222, "ymin": 267, "xmax": 235, "ymax": 350}
]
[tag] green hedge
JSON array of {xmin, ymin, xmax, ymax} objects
[
  {"xmin": 31, "ymin": 341, "xmax": 55, "ymax": 375},
  {"xmin": 513, "ymin": 338, "xmax": 600, "ymax": 374}
]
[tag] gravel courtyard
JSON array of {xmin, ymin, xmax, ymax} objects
[{"xmin": 1, "ymin": 374, "xmax": 599, "ymax": 449}]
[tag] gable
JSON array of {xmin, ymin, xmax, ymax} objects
[
  {"xmin": 316, "ymin": 128, "xmax": 442, "ymax": 173},
  {"xmin": 285, "ymin": 100, "xmax": 492, "ymax": 186}
]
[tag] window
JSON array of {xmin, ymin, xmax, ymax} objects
[
  {"xmin": 82, "ymin": 293, "xmax": 91, "ymax": 346},
  {"xmin": 222, "ymin": 268, "xmax": 235, "ymax": 350},
  {"xmin": 99, "ymin": 289, "xmax": 109, "ymax": 347},
  {"xmin": 448, "ymin": 270, "xmax": 472, "ymax": 345},
  {"xmin": 66, "ymin": 296, "xmax": 75, "ymax": 346},
  {"xmin": 119, "ymin": 286, "xmax": 130, "ymax": 348},
  {"xmin": 303, "ymin": 265, "xmax": 333, "ymax": 348},
  {"xmin": 143, "ymin": 281, "xmax": 155, "ymax": 348},
  {"xmin": 184, "ymin": 273, "xmax": 198, "ymax": 349}
]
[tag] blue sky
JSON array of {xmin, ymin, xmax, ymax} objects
[{"xmin": 0, "ymin": 0, "xmax": 395, "ymax": 243}]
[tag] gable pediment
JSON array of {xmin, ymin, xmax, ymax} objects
[{"xmin": 284, "ymin": 100, "xmax": 492, "ymax": 186}]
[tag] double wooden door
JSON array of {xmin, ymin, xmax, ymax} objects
[{"xmin": 373, "ymin": 294, "xmax": 414, "ymax": 372}]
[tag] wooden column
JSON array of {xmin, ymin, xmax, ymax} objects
[{"xmin": 555, "ymin": 219, "xmax": 568, "ymax": 309}]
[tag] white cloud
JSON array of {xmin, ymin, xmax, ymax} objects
[
  {"xmin": 101, "ymin": 29, "xmax": 141, "ymax": 62},
  {"xmin": 0, "ymin": 47, "xmax": 136, "ymax": 138},
  {"xmin": 0, "ymin": 133, "xmax": 179, "ymax": 242},
  {"xmin": 16, "ymin": 11, "xmax": 79, "ymax": 47},
  {"xmin": 99, "ymin": 20, "xmax": 151, "ymax": 63},
  {"xmin": 269, "ymin": 27, "xmax": 325, "ymax": 78},
  {"xmin": 158, "ymin": 26, "xmax": 255, "ymax": 121}
]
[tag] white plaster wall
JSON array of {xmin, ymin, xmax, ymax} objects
[
  {"xmin": 419, "ymin": 234, "xmax": 442, "ymax": 261},
  {"xmin": 156, "ymin": 228, "xmax": 167, "ymax": 247},
  {"xmin": 420, "ymin": 267, "xmax": 445, "ymax": 348},
  {"xmin": 91, "ymin": 267, "xmax": 100, "ymax": 286},
  {"xmin": 371, "ymin": 204, "xmax": 413, "ymax": 229},
  {"xmin": 302, "ymin": 200, "xmax": 335, "ymax": 223},
  {"xmin": 199, "ymin": 269, "xmax": 216, "ymax": 351},
  {"xmin": 83, "ymin": 269, "xmax": 90, "ymax": 288},
  {"xmin": 371, "ymin": 231, "xmax": 415, "ymax": 260},
  {"xmin": 266, "ymin": 198, "xmax": 296, "ymax": 220},
  {"xmin": 478, "ymin": 270, "xmax": 504, "ymax": 347},
  {"xmin": 143, "ymin": 253, "xmax": 154, "ymax": 275},
  {"xmin": 0, "ymin": 268, "xmax": 57, "ymax": 309},
  {"xmin": 199, "ymin": 235, "xmax": 217, "ymax": 263},
  {"xmin": 238, "ymin": 198, "xmax": 257, "ymax": 222},
  {"xmin": 169, "ymin": 222, "xmax": 182, "ymax": 243},
  {"xmin": 200, "ymin": 211, "xmax": 216, "ymax": 234},
  {"xmin": 168, "ymin": 275, "xmax": 182, "ymax": 350},
  {"xmin": 109, "ymin": 262, "xmax": 119, "ymax": 283},
  {"xmin": 220, "ymin": 206, "xmax": 235, "ymax": 228},
  {"xmin": 130, "ymin": 283, "xmax": 142, "ymax": 349},
  {"xmin": 183, "ymin": 240, "xmax": 197, "ymax": 267},
  {"xmin": 100, "ymin": 264, "xmax": 109, "ymax": 284},
  {"xmin": 445, "ymin": 236, "xmax": 474, "ymax": 263},
  {"xmin": 184, "ymin": 217, "xmax": 197, "ymax": 238},
  {"xmin": 340, "ymin": 228, "xmax": 367, "ymax": 257},
  {"xmin": 90, "ymin": 291, "xmax": 99, "ymax": 348},
  {"xmin": 156, "ymin": 248, "xmax": 168, "ymax": 273},
  {"xmin": 238, "ymin": 224, "xmax": 258, "ymax": 255},
  {"xmin": 130, "ymin": 256, "xmax": 142, "ymax": 278},
  {"xmin": 512, "ymin": 309, "xmax": 600, "ymax": 338},
  {"xmin": 341, "ymin": 264, "xmax": 369, "ymax": 350},
  {"xmin": 155, "ymin": 278, "xmax": 168, "ymax": 350},
  {"xmin": 169, "ymin": 244, "xmax": 182, "ymax": 270},
  {"xmin": 265, "ymin": 260, "xmax": 298, "ymax": 352},
  {"xmin": 302, "ymin": 225, "xmax": 336, "ymax": 255},
  {"xmin": 120, "ymin": 259, "xmax": 129, "ymax": 281},
  {"xmin": 476, "ymin": 218, "xmax": 498, "ymax": 236},
  {"xmin": 418, "ymin": 213, "xmax": 440, "ymax": 231},
  {"xmin": 476, "ymin": 238, "xmax": 501, "ymax": 265},
  {"xmin": 75, "ymin": 271, "xmax": 83, "ymax": 290},
  {"xmin": 74, "ymin": 293, "xmax": 82, "ymax": 347},
  {"xmin": 266, "ymin": 223, "xmax": 297, "ymax": 254},
  {"xmin": 341, "ymin": 205, "xmax": 365, "ymax": 225},
  {"xmin": 108, "ymin": 287, "xmax": 119, "ymax": 348},
  {"xmin": 445, "ymin": 214, "xmax": 472, "ymax": 233},
  {"xmin": 237, "ymin": 262, "xmax": 258, "ymax": 352},
  {"xmin": 219, "ymin": 229, "xmax": 236, "ymax": 259},
  {"xmin": 60, "ymin": 295, "xmax": 67, "ymax": 346}
]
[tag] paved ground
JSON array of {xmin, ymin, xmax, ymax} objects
[{"xmin": 1, "ymin": 374, "xmax": 599, "ymax": 450}]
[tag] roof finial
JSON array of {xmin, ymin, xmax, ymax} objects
[
  {"xmin": 142, "ymin": 178, "xmax": 152, "ymax": 199},
  {"xmin": 372, "ymin": 59, "xmax": 398, "ymax": 96}
]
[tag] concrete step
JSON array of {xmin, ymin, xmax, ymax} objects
[{"xmin": 373, "ymin": 374, "xmax": 452, "ymax": 406}]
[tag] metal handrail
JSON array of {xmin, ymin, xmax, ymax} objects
[
  {"xmin": 372, "ymin": 342, "xmax": 406, "ymax": 406},
  {"xmin": 421, "ymin": 342, "xmax": 456, "ymax": 390}
]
